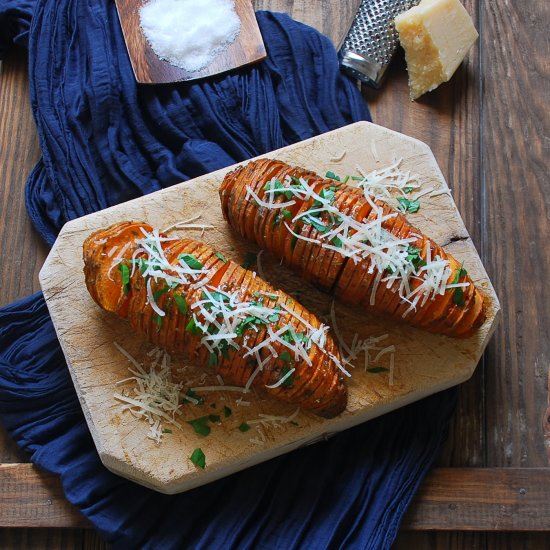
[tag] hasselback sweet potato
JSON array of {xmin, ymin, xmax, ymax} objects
[
  {"xmin": 219, "ymin": 158, "xmax": 486, "ymax": 338},
  {"xmin": 83, "ymin": 221, "xmax": 347, "ymax": 418}
]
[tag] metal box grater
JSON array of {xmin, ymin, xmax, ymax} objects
[{"xmin": 340, "ymin": 0, "xmax": 420, "ymax": 88}]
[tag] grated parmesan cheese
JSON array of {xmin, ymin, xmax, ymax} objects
[
  {"xmin": 252, "ymin": 171, "xmax": 467, "ymax": 312},
  {"xmin": 113, "ymin": 343, "xmax": 184, "ymax": 444}
]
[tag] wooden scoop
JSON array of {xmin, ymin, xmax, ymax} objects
[{"xmin": 115, "ymin": 0, "xmax": 267, "ymax": 84}]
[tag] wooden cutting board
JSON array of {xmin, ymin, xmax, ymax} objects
[
  {"xmin": 115, "ymin": 0, "xmax": 266, "ymax": 84},
  {"xmin": 40, "ymin": 122, "xmax": 500, "ymax": 493}
]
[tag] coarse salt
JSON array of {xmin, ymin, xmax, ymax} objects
[{"xmin": 140, "ymin": 0, "xmax": 241, "ymax": 72}]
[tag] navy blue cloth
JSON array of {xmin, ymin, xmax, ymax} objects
[
  {"xmin": 0, "ymin": 2, "xmax": 456, "ymax": 548},
  {"xmin": 0, "ymin": 293, "xmax": 455, "ymax": 549}
]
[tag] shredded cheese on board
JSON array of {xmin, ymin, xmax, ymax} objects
[{"xmin": 114, "ymin": 343, "xmax": 184, "ymax": 444}]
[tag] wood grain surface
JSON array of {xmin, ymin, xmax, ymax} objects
[
  {"xmin": 116, "ymin": 0, "xmax": 266, "ymax": 83},
  {"xmin": 2, "ymin": 464, "xmax": 550, "ymax": 531},
  {"xmin": 0, "ymin": 0, "xmax": 549, "ymax": 548}
]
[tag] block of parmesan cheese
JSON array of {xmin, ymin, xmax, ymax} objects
[{"xmin": 395, "ymin": 0, "xmax": 478, "ymax": 100}]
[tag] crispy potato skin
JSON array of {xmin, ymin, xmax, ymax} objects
[
  {"xmin": 83, "ymin": 222, "xmax": 347, "ymax": 418},
  {"xmin": 219, "ymin": 159, "xmax": 486, "ymax": 338}
]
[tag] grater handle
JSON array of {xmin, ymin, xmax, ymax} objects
[{"xmin": 339, "ymin": 0, "xmax": 421, "ymax": 88}]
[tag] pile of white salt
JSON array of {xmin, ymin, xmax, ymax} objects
[{"xmin": 139, "ymin": 0, "xmax": 241, "ymax": 72}]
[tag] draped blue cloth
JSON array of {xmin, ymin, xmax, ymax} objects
[{"xmin": 0, "ymin": 2, "xmax": 456, "ymax": 548}]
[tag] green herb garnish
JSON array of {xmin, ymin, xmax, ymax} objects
[
  {"xmin": 179, "ymin": 254, "xmax": 204, "ymax": 270},
  {"xmin": 451, "ymin": 265, "xmax": 468, "ymax": 307},
  {"xmin": 303, "ymin": 214, "xmax": 329, "ymax": 234},
  {"xmin": 397, "ymin": 197, "xmax": 420, "ymax": 213},
  {"xmin": 366, "ymin": 366, "xmax": 389, "ymax": 374},
  {"xmin": 325, "ymin": 171, "xmax": 340, "ymax": 181},
  {"xmin": 162, "ymin": 428, "xmax": 172, "ymax": 434},
  {"xmin": 332, "ymin": 236, "xmax": 343, "ymax": 248},
  {"xmin": 224, "ymin": 406, "xmax": 232, "ymax": 418},
  {"xmin": 153, "ymin": 284, "xmax": 170, "ymax": 301},
  {"xmin": 118, "ymin": 263, "xmax": 130, "ymax": 295},
  {"xmin": 173, "ymin": 293, "xmax": 188, "ymax": 315},
  {"xmin": 238, "ymin": 422, "xmax": 251, "ymax": 433},
  {"xmin": 263, "ymin": 178, "xmax": 302, "ymax": 200},
  {"xmin": 188, "ymin": 416, "xmax": 211, "ymax": 437},
  {"xmin": 281, "ymin": 209, "xmax": 292, "ymax": 219},
  {"xmin": 208, "ymin": 352, "xmax": 218, "ymax": 367},
  {"xmin": 406, "ymin": 246, "xmax": 427, "ymax": 271},
  {"xmin": 215, "ymin": 252, "xmax": 228, "ymax": 262},
  {"xmin": 185, "ymin": 316, "xmax": 202, "ymax": 336},
  {"xmin": 451, "ymin": 265, "xmax": 468, "ymax": 284},
  {"xmin": 208, "ymin": 414, "xmax": 221, "ymax": 423},
  {"xmin": 153, "ymin": 315, "xmax": 163, "ymax": 328},
  {"xmin": 403, "ymin": 186, "xmax": 415, "ymax": 194},
  {"xmin": 453, "ymin": 288, "xmax": 466, "ymax": 307},
  {"xmin": 190, "ymin": 448, "xmax": 206, "ymax": 469},
  {"xmin": 280, "ymin": 365, "xmax": 295, "ymax": 387},
  {"xmin": 279, "ymin": 351, "xmax": 293, "ymax": 363},
  {"xmin": 281, "ymin": 330, "xmax": 309, "ymax": 346}
]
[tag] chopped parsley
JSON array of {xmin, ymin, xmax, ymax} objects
[
  {"xmin": 215, "ymin": 251, "xmax": 228, "ymax": 263},
  {"xmin": 280, "ymin": 365, "xmax": 295, "ymax": 387},
  {"xmin": 162, "ymin": 428, "xmax": 172, "ymax": 434},
  {"xmin": 281, "ymin": 209, "xmax": 292, "ymax": 219},
  {"xmin": 332, "ymin": 236, "xmax": 343, "ymax": 248},
  {"xmin": 281, "ymin": 330, "xmax": 309, "ymax": 346},
  {"xmin": 179, "ymin": 254, "xmax": 203, "ymax": 270},
  {"xmin": 451, "ymin": 266, "xmax": 468, "ymax": 284},
  {"xmin": 366, "ymin": 366, "xmax": 389, "ymax": 374},
  {"xmin": 188, "ymin": 416, "xmax": 211, "ymax": 437},
  {"xmin": 153, "ymin": 284, "xmax": 170, "ymax": 301},
  {"xmin": 238, "ymin": 422, "xmax": 251, "ymax": 432},
  {"xmin": 190, "ymin": 447, "xmax": 206, "ymax": 469},
  {"xmin": 185, "ymin": 316, "xmax": 202, "ymax": 336},
  {"xmin": 406, "ymin": 246, "xmax": 427, "ymax": 271},
  {"xmin": 298, "ymin": 186, "xmax": 341, "ymax": 235},
  {"xmin": 302, "ymin": 214, "xmax": 330, "ymax": 234},
  {"xmin": 397, "ymin": 197, "xmax": 420, "ymax": 213},
  {"xmin": 279, "ymin": 351, "xmax": 292, "ymax": 363},
  {"xmin": 263, "ymin": 178, "xmax": 302, "ymax": 200},
  {"xmin": 208, "ymin": 414, "xmax": 221, "ymax": 423},
  {"xmin": 173, "ymin": 293, "xmax": 188, "ymax": 315},
  {"xmin": 325, "ymin": 171, "xmax": 340, "ymax": 181},
  {"xmin": 224, "ymin": 405, "xmax": 232, "ymax": 418},
  {"xmin": 451, "ymin": 265, "xmax": 468, "ymax": 307},
  {"xmin": 118, "ymin": 263, "xmax": 130, "ymax": 295}
]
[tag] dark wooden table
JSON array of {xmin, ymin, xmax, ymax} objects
[{"xmin": 1, "ymin": 1, "xmax": 549, "ymax": 547}]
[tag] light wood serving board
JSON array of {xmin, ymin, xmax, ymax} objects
[
  {"xmin": 115, "ymin": 0, "xmax": 266, "ymax": 84},
  {"xmin": 40, "ymin": 122, "xmax": 500, "ymax": 494}
]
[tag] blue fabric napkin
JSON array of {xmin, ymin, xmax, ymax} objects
[{"xmin": 0, "ymin": 2, "xmax": 456, "ymax": 548}]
